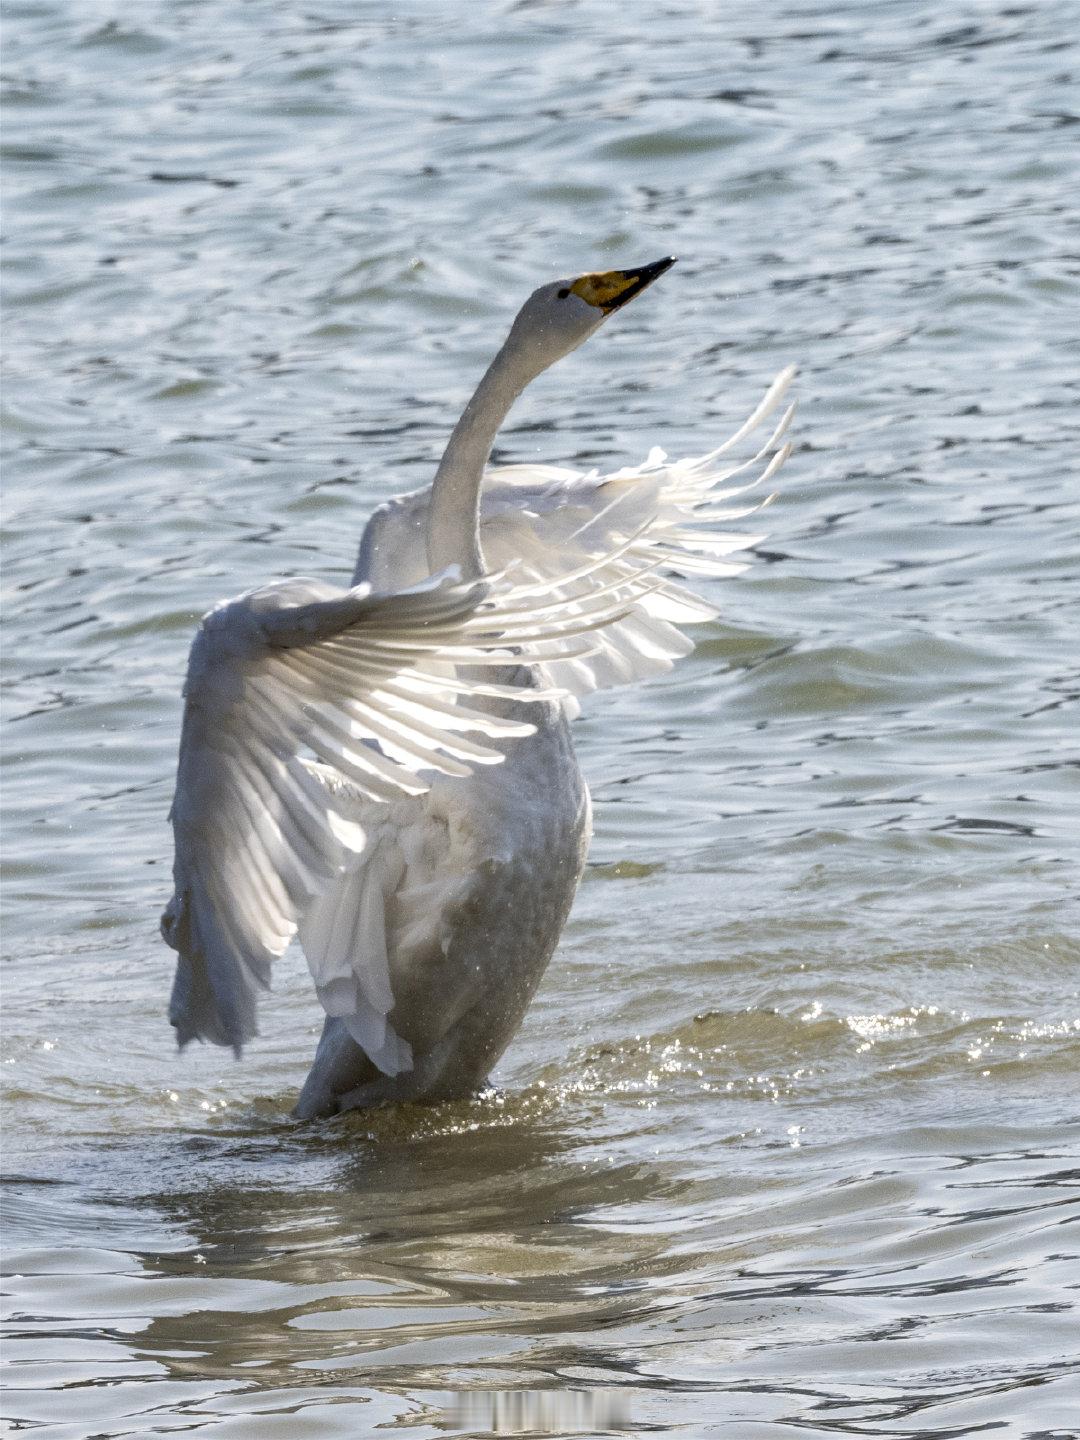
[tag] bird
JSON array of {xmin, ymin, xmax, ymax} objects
[{"xmin": 161, "ymin": 257, "xmax": 796, "ymax": 1119}]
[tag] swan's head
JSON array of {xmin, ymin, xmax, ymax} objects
[{"xmin": 505, "ymin": 256, "xmax": 677, "ymax": 376}]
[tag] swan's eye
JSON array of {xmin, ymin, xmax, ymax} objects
[{"xmin": 557, "ymin": 287, "xmax": 570, "ymax": 299}]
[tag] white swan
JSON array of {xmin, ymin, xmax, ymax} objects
[{"xmin": 161, "ymin": 258, "xmax": 795, "ymax": 1118}]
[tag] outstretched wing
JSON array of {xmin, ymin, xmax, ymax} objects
[
  {"xmin": 163, "ymin": 570, "xmax": 629, "ymax": 1053},
  {"xmin": 355, "ymin": 367, "xmax": 796, "ymax": 711}
]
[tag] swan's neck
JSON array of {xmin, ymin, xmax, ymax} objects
[{"xmin": 426, "ymin": 337, "xmax": 533, "ymax": 579}]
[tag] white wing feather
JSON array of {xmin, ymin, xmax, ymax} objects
[
  {"xmin": 164, "ymin": 562, "xmax": 654, "ymax": 1052},
  {"xmin": 162, "ymin": 568, "xmax": 634, "ymax": 1052},
  {"xmin": 355, "ymin": 367, "xmax": 796, "ymax": 710}
]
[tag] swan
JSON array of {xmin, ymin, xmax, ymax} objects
[{"xmin": 161, "ymin": 258, "xmax": 795, "ymax": 1118}]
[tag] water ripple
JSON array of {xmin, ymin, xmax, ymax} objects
[{"xmin": 3, "ymin": 0, "xmax": 1079, "ymax": 1433}]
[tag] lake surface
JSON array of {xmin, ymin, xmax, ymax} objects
[{"xmin": 3, "ymin": 1, "xmax": 1078, "ymax": 1435}]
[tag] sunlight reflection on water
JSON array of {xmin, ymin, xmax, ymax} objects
[{"xmin": 3, "ymin": 0, "xmax": 1079, "ymax": 1434}]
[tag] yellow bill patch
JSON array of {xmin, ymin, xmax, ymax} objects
[{"xmin": 569, "ymin": 270, "xmax": 637, "ymax": 309}]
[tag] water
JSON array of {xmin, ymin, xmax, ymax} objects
[{"xmin": 3, "ymin": 0, "xmax": 1078, "ymax": 1434}]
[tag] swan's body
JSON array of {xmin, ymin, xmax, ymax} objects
[
  {"xmin": 162, "ymin": 259, "xmax": 795, "ymax": 1117},
  {"xmin": 294, "ymin": 687, "xmax": 589, "ymax": 1116}
]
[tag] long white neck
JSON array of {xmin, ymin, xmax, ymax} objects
[{"xmin": 426, "ymin": 334, "xmax": 535, "ymax": 579}]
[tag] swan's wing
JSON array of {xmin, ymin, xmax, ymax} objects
[
  {"xmin": 355, "ymin": 368, "xmax": 796, "ymax": 707},
  {"xmin": 480, "ymin": 367, "xmax": 796, "ymax": 702},
  {"xmin": 163, "ymin": 570, "xmax": 590, "ymax": 1054}
]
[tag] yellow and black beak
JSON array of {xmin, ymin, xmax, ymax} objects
[{"xmin": 569, "ymin": 256, "xmax": 677, "ymax": 313}]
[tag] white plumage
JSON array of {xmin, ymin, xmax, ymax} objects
[
  {"xmin": 161, "ymin": 258, "xmax": 795, "ymax": 1117},
  {"xmin": 356, "ymin": 366, "xmax": 794, "ymax": 711}
]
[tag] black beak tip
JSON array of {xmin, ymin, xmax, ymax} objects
[{"xmin": 603, "ymin": 255, "xmax": 678, "ymax": 312}]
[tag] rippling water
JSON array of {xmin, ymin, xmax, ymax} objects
[{"xmin": 3, "ymin": 1, "xmax": 1079, "ymax": 1435}]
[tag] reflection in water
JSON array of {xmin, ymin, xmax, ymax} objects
[
  {"xmin": 132, "ymin": 1101, "xmax": 677, "ymax": 1384},
  {"xmin": 5, "ymin": 1106, "xmax": 1077, "ymax": 1433}
]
